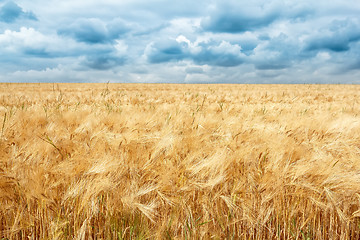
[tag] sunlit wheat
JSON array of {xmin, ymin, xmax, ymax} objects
[{"xmin": 1, "ymin": 83, "xmax": 360, "ymax": 239}]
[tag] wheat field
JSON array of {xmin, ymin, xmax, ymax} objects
[{"xmin": 1, "ymin": 83, "xmax": 360, "ymax": 239}]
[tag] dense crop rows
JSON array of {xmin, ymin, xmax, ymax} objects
[{"xmin": 1, "ymin": 83, "xmax": 360, "ymax": 239}]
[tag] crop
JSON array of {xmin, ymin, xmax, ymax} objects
[{"xmin": 1, "ymin": 83, "xmax": 360, "ymax": 239}]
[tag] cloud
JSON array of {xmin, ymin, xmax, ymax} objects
[
  {"xmin": 145, "ymin": 39, "xmax": 187, "ymax": 63},
  {"xmin": 236, "ymin": 40, "xmax": 258, "ymax": 56},
  {"xmin": 0, "ymin": 27, "xmax": 128, "ymax": 72},
  {"xmin": 305, "ymin": 18, "xmax": 360, "ymax": 52},
  {"xmin": 1, "ymin": 0, "xmax": 360, "ymax": 83},
  {"xmin": 81, "ymin": 42, "xmax": 128, "ymax": 70},
  {"xmin": 145, "ymin": 37, "xmax": 244, "ymax": 67},
  {"xmin": 251, "ymin": 33, "xmax": 299, "ymax": 70},
  {"xmin": 0, "ymin": 27, "xmax": 53, "ymax": 57},
  {"xmin": 202, "ymin": 6, "xmax": 279, "ymax": 33},
  {"xmin": 0, "ymin": 1, "xmax": 37, "ymax": 23},
  {"xmin": 132, "ymin": 23, "xmax": 170, "ymax": 36},
  {"xmin": 58, "ymin": 18, "xmax": 130, "ymax": 44},
  {"xmin": 0, "ymin": 27, "xmax": 93, "ymax": 59},
  {"xmin": 82, "ymin": 55, "xmax": 126, "ymax": 70},
  {"xmin": 106, "ymin": 18, "xmax": 131, "ymax": 39},
  {"xmin": 193, "ymin": 40, "xmax": 244, "ymax": 67},
  {"xmin": 0, "ymin": 27, "xmax": 79, "ymax": 72},
  {"xmin": 186, "ymin": 66, "xmax": 204, "ymax": 74},
  {"xmin": 3, "ymin": 65, "xmax": 128, "ymax": 83},
  {"xmin": 124, "ymin": 0, "xmax": 209, "ymax": 19},
  {"xmin": 201, "ymin": 1, "xmax": 313, "ymax": 33}
]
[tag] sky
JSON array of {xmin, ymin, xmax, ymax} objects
[{"xmin": 0, "ymin": 0, "xmax": 360, "ymax": 83}]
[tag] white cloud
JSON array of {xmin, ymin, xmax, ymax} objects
[
  {"xmin": 176, "ymin": 35, "xmax": 190, "ymax": 45},
  {"xmin": 114, "ymin": 40, "xmax": 128, "ymax": 55},
  {"xmin": 0, "ymin": 27, "xmax": 80, "ymax": 57},
  {"xmin": 0, "ymin": 27, "xmax": 46, "ymax": 51},
  {"xmin": 316, "ymin": 52, "xmax": 331, "ymax": 61},
  {"xmin": 209, "ymin": 41, "xmax": 242, "ymax": 55},
  {"xmin": 176, "ymin": 35, "xmax": 202, "ymax": 54}
]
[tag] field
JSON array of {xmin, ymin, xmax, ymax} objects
[{"xmin": 1, "ymin": 83, "xmax": 360, "ymax": 239}]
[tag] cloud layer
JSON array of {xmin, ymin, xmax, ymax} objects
[
  {"xmin": 0, "ymin": 1, "xmax": 36, "ymax": 23},
  {"xmin": 1, "ymin": 0, "xmax": 360, "ymax": 83}
]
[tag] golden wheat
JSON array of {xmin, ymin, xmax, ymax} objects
[{"xmin": 1, "ymin": 83, "xmax": 360, "ymax": 239}]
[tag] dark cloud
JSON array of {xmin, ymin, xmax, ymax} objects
[
  {"xmin": 232, "ymin": 39, "xmax": 258, "ymax": 56},
  {"xmin": 348, "ymin": 61, "xmax": 360, "ymax": 71},
  {"xmin": 332, "ymin": 42, "xmax": 360, "ymax": 72},
  {"xmin": 146, "ymin": 39, "xmax": 244, "ymax": 67},
  {"xmin": 307, "ymin": 37, "xmax": 350, "ymax": 52},
  {"xmin": 254, "ymin": 61, "xmax": 290, "ymax": 70},
  {"xmin": 58, "ymin": 18, "xmax": 129, "ymax": 44},
  {"xmin": 58, "ymin": 18, "xmax": 108, "ymax": 44},
  {"xmin": 186, "ymin": 67, "xmax": 204, "ymax": 74},
  {"xmin": 252, "ymin": 33, "xmax": 312, "ymax": 70},
  {"xmin": 77, "ymin": 42, "xmax": 128, "ymax": 70},
  {"xmin": 256, "ymin": 69, "xmax": 282, "ymax": 78},
  {"xmin": 106, "ymin": 18, "xmax": 131, "ymax": 39},
  {"xmin": 132, "ymin": 67, "xmax": 148, "ymax": 74},
  {"xmin": 82, "ymin": 55, "xmax": 126, "ymax": 70},
  {"xmin": 193, "ymin": 44, "xmax": 244, "ymax": 67},
  {"xmin": 202, "ymin": 12, "xmax": 277, "ymax": 33},
  {"xmin": 23, "ymin": 47, "xmax": 50, "ymax": 58},
  {"xmin": 146, "ymin": 40, "xmax": 187, "ymax": 63},
  {"xmin": 252, "ymin": 51, "xmax": 293, "ymax": 70},
  {"xmin": 0, "ymin": 1, "xmax": 37, "ymax": 23},
  {"xmin": 305, "ymin": 19, "xmax": 360, "ymax": 52},
  {"xmin": 201, "ymin": 1, "xmax": 313, "ymax": 33}
]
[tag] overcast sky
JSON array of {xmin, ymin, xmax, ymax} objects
[{"xmin": 0, "ymin": 0, "xmax": 360, "ymax": 83}]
